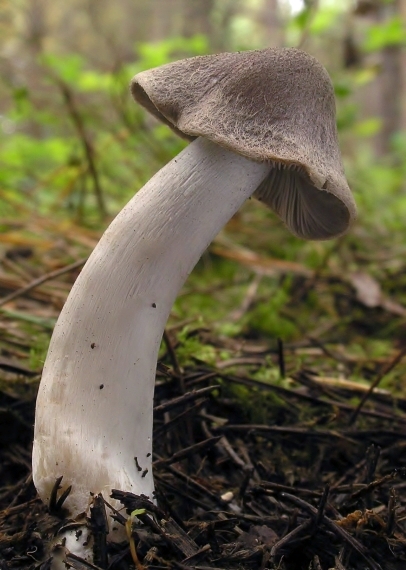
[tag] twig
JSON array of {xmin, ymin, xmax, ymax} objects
[
  {"xmin": 0, "ymin": 258, "xmax": 87, "ymax": 308},
  {"xmin": 54, "ymin": 77, "xmax": 107, "ymax": 218},
  {"xmin": 345, "ymin": 471, "xmax": 398, "ymax": 505},
  {"xmin": 6, "ymin": 474, "xmax": 33, "ymax": 509},
  {"xmin": 89, "ymin": 494, "xmax": 109, "ymax": 569},
  {"xmin": 220, "ymin": 435, "xmax": 247, "ymax": 469},
  {"xmin": 163, "ymin": 329, "xmax": 182, "ymax": 376},
  {"xmin": 270, "ymin": 519, "xmax": 313, "ymax": 557},
  {"xmin": 229, "ymin": 273, "xmax": 262, "ymax": 321},
  {"xmin": 281, "ymin": 492, "xmax": 383, "ymax": 570},
  {"xmin": 277, "ymin": 337, "xmax": 285, "ymax": 379},
  {"xmin": 153, "ymin": 385, "xmax": 219, "ymax": 414},
  {"xmin": 153, "ymin": 436, "xmax": 222, "ymax": 466},
  {"xmin": 349, "ymin": 344, "xmax": 406, "ymax": 425},
  {"xmin": 154, "ymin": 399, "xmax": 209, "ymax": 437},
  {"xmin": 386, "ymin": 487, "xmax": 397, "ymax": 535},
  {"xmin": 315, "ymin": 485, "xmax": 330, "ymax": 527}
]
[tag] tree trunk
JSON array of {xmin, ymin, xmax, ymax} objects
[
  {"xmin": 151, "ymin": 0, "xmax": 183, "ymax": 41},
  {"xmin": 259, "ymin": 0, "xmax": 283, "ymax": 47},
  {"xmin": 398, "ymin": 0, "xmax": 406, "ymax": 132},
  {"xmin": 379, "ymin": 0, "xmax": 402, "ymax": 155},
  {"xmin": 25, "ymin": 0, "xmax": 47, "ymax": 53},
  {"xmin": 181, "ymin": 0, "xmax": 214, "ymax": 38},
  {"xmin": 357, "ymin": 0, "xmax": 403, "ymax": 156}
]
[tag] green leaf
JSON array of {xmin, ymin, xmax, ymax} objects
[
  {"xmin": 334, "ymin": 81, "xmax": 352, "ymax": 98},
  {"xmin": 76, "ymin": 70, "xmax": 113, "ymax": 92},
  {"xmin": 353, "ymin": 117, "xmax": 381, "ymax": 138},
  {"xmin": 135, "ymin": 34, "xmax": 209, "ymax": 70},
  {"xmin": 41, "ymin": 53, "xmax": 85, "ymax": 83},
  {"xmin": 363, "ymin": 16, "xmax": 406, "ymax": 52},
  {"xmin": 310, "ymin": 6, "xmax": 343, "ymax": 35},
  {"xmin": 0, "ymin": 309, "xmax": 56, "ymax": 330}
]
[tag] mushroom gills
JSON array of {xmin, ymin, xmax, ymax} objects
[{"xmin": 254, "ymin": 166, "xmax": 350, "ymax": 240}]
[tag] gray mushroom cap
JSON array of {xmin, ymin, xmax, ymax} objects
[{"xmin": 130, "ymin": 47, "xmax": 356, "ymax": 240}]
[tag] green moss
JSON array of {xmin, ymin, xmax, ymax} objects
[{"xmin": 244, "ymin": 287, "xmax": 299, "ymax": 341}]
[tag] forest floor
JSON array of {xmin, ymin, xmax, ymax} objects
[{"xmin": 1, "ymin": 223, "xmax": 406, "ymax": 570}]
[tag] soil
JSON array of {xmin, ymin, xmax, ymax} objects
[{"xmin": 1, "ymin": 246, "xmax": 406, "ymax": 570}]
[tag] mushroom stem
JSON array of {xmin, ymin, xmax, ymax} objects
[{"xmin": 32, "ymin": 137, "xmax": 270, "ymax": 521}]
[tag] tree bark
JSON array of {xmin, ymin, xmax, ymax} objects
[
  {"xmin": 357, "ymin": 0, "xmax": 403, "ymax": 156},
  {"xmin": 259, "ymin": 0, "xmax": 283, "ymax": 47},
  {"xmin": 181, "ymin": 0, "xmax": 214, "ymax": 38},
  {"xmin": 398, "ymin": 0, "xmax": 406, "ymax": 132},
  {"xmin": 24, "ymin": 0, "xmax": 47, "ymax": 53}
]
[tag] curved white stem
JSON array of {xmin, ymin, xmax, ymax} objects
[{"xmin": 32, "ymin": 137, "xmax": 269, "ymax": 527}]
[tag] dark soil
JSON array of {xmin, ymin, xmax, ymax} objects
[
  {"xmin": 1, "ymin": 245, "xmax": 406, "ymax": 569},
  {"xmin": 1, "ymin": 336, "xmax": 406, "ymax": 570}
]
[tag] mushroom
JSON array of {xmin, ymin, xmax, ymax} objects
[{"xmin": 32, "ymin": 47, "xmax": 356, "ymax": 562}]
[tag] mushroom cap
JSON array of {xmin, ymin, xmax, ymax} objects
[{"xmin": 131, "ymin": 47, "xmax": 356, "ymax": 240}]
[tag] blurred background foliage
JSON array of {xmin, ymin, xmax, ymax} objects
[{"xmin": 1, "ymin": 0, "xmax": 406, "ymax": 373}]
